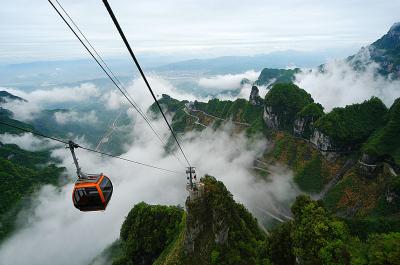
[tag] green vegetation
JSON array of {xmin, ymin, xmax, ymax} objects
[
  {"xmin": 369, "ymin": 23, "xmax": 400, "ymax": 77},
  {"xmin": 0, "ymin": 91, "xmax": 25, "ymax": 103},
  {"xmin": 297, "ymin": 102, "xmax": 324, "ymax": 120},
  {"xmin": 366, "ymin": 233, "xmax": 400, "ymax": 264},
  {"xmin": 315, "ymin": 97, "xmax": 388, "ymax": 147},
  {"xmin": 0, "ymin": 143, "xmax": 64, "ymax": 242},
  {"xmin": 268, "ymin": 195, "xmax": 400, "ymax": 265},
  {"xmin": 264, "ymin": 83, "xmax": 314, "ymax": 131},
  {"xmin": 255, "ymin": 68, "xmax": 300, "ymax": 86},
  {"xmin": 290, "ymin": 195, "xmax": 350, "ymax": 264},
  {"xmin": 267, "ymin": 132, "xmax": 335, "ymax": 193},
  {"xmin": 343, "ymin": 217, "xmax": 400, "ymax": 240},
  {"xmin": 193, "ymin": 98, "xmax": 263, "ymax": 124},
  {"xmin": 363, "ymin": 98, "xmax": 400, "ymax": 165},
  {"xmin": 111, "ymin": 202, "xmax": 184, "ymax": 265},
  {"xmin": 265, "ymin": 221, "xmax": 295, "ymax": 265},
  {"xmin": 149, "ymin": 94, "xmax": 196, "ymax": 134},
  {"xmin": 150, "ymin": 94, "xmax": 187, "ymax": 114},
  {"xmin": 153, "ymin": 176, "xmax": 270, "ymax": 265},
  {"xmin": 187, "ymin": 176, "xmax": 269, "ymax": 265},
  {"xmin": 192, "ymin": 98, "xmax": 266, "ymax": 135},
  {"xmin": 104, "ymin": 179, "xmax": 400, "ymax": 265},
  {"xmin": 0, "ymin": 108, "xmax": 34, "ymax": 134},
  {"xmin": 295, "ymin": 103, "xmax": 325, "ymax": 138},
  {"xmin": 294, "ymin": 156, "xmax": 324, "ymax": 193}
]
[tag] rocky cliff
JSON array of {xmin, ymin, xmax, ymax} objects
[
  {"xmin": 155, "ymin": 176, "xmax": 268, "ymax": 265},
  {"xmin": 263, "ymin": 83, "xmax": 313, "ymax": 132},
  {"xmin": 249, "ymin": 86, "xmax": 263, "ymax": 106}
]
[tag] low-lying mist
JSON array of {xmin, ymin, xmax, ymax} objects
[
  {"xmin": 295, "ymin": 54, "xmax": 400, "ymax": 111},
  {"xmin": 0, "ymin": 108, "xmax": 298, "ymax": 265}
]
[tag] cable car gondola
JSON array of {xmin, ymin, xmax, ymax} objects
[
  {"xmin": 72, "ymin": 174, "xmax": 113, "ymax": 211},
  {"xmin": 68, "ymin": 141, "xmax": 113, "ymax": 212}
]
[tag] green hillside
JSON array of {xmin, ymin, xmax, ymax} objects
[
  {"xmin": 104, "ymin": 180, "xmax": 400, "ymax": 265},
  {"xmin": 264, "ymin": 83, "xmax": 314, "ymax": 131},
  {"xmin": 363, "ymin": 98, "xmax": 400, "ymax": 165},
  {"xmin": 107, "ymin": 176, "xmax": 270, "ymax": 265},
  {"xmin": 0, "ymin": 143, "xmax": 64, "ymax": 242},
  {"xmin": 0, "ymin": 108, "xmax": 34, "ymax": 134},
  {"xmin": 111, "ymin": 202, "xmax": 184, "ymax": 265},
  {"xmin": 254, "ymin": 68, "xmax": 300, "ymax": 86},
  {"xmin": 315, "ymin": 97, "xmax": 388, "ymax": 147}
]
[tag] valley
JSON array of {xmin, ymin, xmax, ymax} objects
[{"xmin": 0, "ymin": 19, "xmax": 399, "ymax": 265}]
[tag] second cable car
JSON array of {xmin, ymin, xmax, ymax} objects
[{"xmin": 68, "ymin": 141, "xmax": 113, "ymax": 212}]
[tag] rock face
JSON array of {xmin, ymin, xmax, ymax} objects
[
  {"xmin": 310, "ymin": 130, "xmax": 335, "ymax": 152},
  {"xmin": 263, "ymin": 105, "xmax": 280, "ymax": 130},
  {"xmin": 182, "ymin": 176, "xmax": 266, "ymax": 265},
  {"xmin": 293, "ymin": 117, "xmax": 311, "ymax": 138},
  {"xmin": 293, "ymin": 116, "xmax": 319, "ymax": 139},
  {"xmin": 249, "ymin": 85, "xmax": 262, "ymax": 106},
  {"xmin": 184, "ymin": 185, "xmax": 229, "ymax": 255}
]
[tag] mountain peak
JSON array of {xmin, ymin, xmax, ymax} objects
[{"xmin": 388, "ymin": 22, "xmax": 400, "ymax": 36}]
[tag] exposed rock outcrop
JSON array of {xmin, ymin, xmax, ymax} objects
[
  {"xmin": 293, "ymin": 116, "xmax": 320, "ymax": 139},
  {"xmin": 310, "ymin": 130, "xmax": 335, "ymax": 152},
  {"xmin": 263, "ymin": 83, "xmax": 314, "ymax": 131},
  {"xmin": 263, "ymin": 105, "xmax": 280, "ymax": 130},
  {"xmin": 184, "ymin": 182, "xmax": 229, "ymax": 255},
  {"xmin": 249, "ymin": 85, "xmax": 262, "ymax": 106},
  {"xmin": 181, "ymin": 176, "xmax": 267, "ymax": 265}
]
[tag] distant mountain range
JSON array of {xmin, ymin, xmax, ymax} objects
[
  {"xmin": 154, "ymin": 49, "xmax": 353, "ymax": 74},
  {"xmin": 0, "ymin": 49, "xmax": 354, "ymax": 88}
]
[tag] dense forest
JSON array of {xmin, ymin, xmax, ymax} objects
[{"xmin": 106, "ymin": 177, "xmax": 400, "ymax": 265}]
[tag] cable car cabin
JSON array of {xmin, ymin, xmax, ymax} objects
[{"xmin": 72, "ymin": 174, "xmax": 113, "ymax": 212}]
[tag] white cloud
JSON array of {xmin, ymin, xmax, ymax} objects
[
  {"xmin": 295, "ymin": 56, "xmax": 400, "ymax": 111},
  {"xmin": 0, "ymin": 117, "xmax": 298, "ymax": 265},
  {"xmin": 3, "ymin": 83, "xmax": 100, "ymax": 105},
  {"xmin": 101, "ymin": 75, "xmax": 200, "ymax": 112},
  {"xmin": 1, "ymin": 99, "xmax": 41, "ymax": 121},
  {"xmin": 0, "ymin": 133, "xmax": 62, "ymax": 151},
  {"xmin": 198, "ymin": 70, "xmax": 260, "ymax": 91},
  {"xmin": 54, "ymin": 110, "xmax": 99, "ymax": 125},
  {"xmin": 1, "ymin": 84, "xmax": 101, "ymax": 121}
]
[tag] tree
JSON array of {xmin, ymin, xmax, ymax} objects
[
  {"xmin": 367, "ymin": 232, "xmax": 400, "ymax": 265},
  {"xmin": 291, "ymin": 195, "xmax": 350, "ymax": 265}
]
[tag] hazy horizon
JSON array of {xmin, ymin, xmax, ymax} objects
[{"xmin": 1, "ymin": 0, "xmax": 399, "ymax": 64}]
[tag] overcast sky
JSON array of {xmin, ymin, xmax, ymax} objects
[{"xmin": 1, "ymin": 0, "xmax": 399, "ymax": 63}]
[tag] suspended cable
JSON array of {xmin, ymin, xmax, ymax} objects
[
  {"xmin": 53, "ymin": 0, "xmax": 148, "ymax": 126},
  {"xmin": 48, "ymin": 0, "xmax": 186, "ymax": 167},
  {"xmin": 101, "ymin": 0, "xmax": 192, "ymax": 168},
  {"xmin": 0, "ymin": 121, "xmax": 180, "ymax": 174}
]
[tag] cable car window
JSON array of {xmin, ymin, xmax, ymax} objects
[
  {"xmin": 74, "ymin": 187, "xmax": 102, "ymax": 210},
  {"xmin": 100, "ymin": 177, "xmax": 113, "ymax": 202}
]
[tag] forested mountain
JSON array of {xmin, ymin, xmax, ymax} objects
[
  {"xmin": 104, "ymin": 177, "xmax": 400, "ymax": 265},
  {"xmin": 0, "ymin": 102, "xmax": 65, "ymax": 242},
  {"xmin": 2, "ymin": 22, "xmax": 400, "ymax": 265},
  {"xmin": 115, "ymin": 78, "xmax": 399, "ymax": 264}
]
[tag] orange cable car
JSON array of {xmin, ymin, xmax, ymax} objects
[{"xmin": 68, "ymin": 141, "xmax": 113, "ymax": 212}]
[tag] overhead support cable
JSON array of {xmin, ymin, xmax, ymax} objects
[
  {"xmin": 101, "ymin": 0, "xmax": 192, "ymax": 168},
  {"xmin": 0, "ymin": 120, "xmax": 180, "ymax": 174},
  {"xmin": 48, "ymin": 0, "xmax": 186, "ymax": 167}
]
